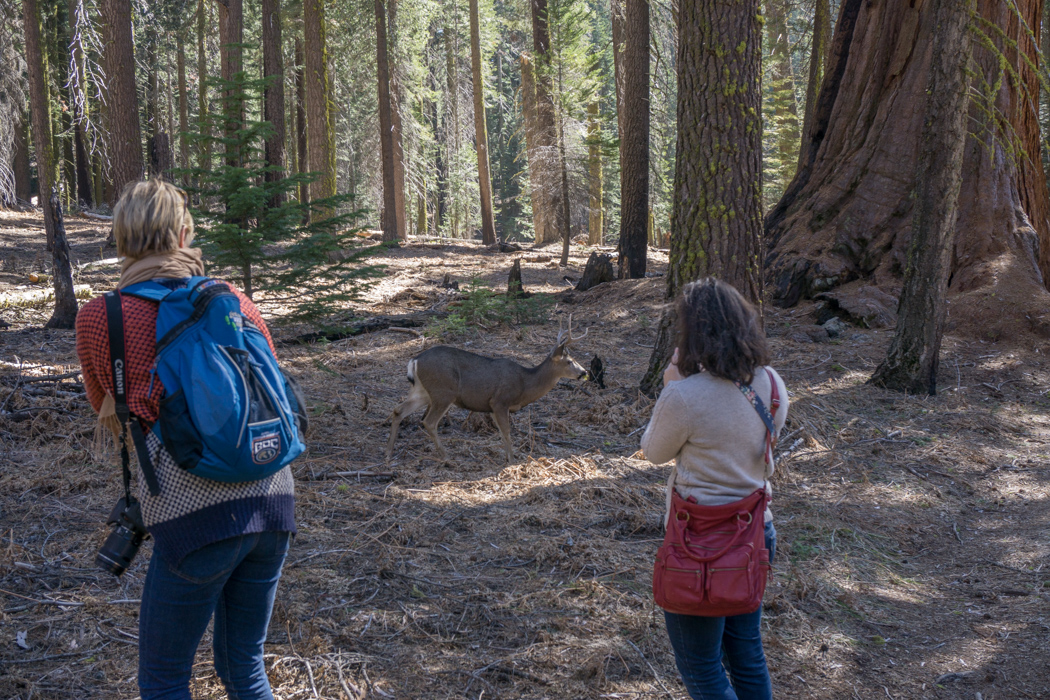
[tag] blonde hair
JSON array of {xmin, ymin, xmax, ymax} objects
[{"xmin": 112, "ymin": 179, "xmax": 195, "ymax": 259}]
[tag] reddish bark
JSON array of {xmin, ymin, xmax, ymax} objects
[{"xmin": 766, "ymin": 0, "xmax": 1050, "ymax": 338}]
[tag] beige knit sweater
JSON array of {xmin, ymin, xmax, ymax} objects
[{"xmin": 640, "ymin": 367, "xmax": 789, "ymax": 525}]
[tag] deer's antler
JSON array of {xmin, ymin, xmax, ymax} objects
[{"xmin": 557, "ymin": 314, "xmax": 589, "ymax": 346}]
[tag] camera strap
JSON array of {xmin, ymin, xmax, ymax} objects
[{"xmin": 103, "ymin": 291, "xmax": 162, "ymax": 497}]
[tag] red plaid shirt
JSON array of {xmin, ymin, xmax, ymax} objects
[{"xmin": 76, "ymin": 282, "xmax": 276, "ymax": 423}]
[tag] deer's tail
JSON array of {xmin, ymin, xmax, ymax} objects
[{"xmin": 406, "ymin": 359, "xmax": 417, "ymax": 385}]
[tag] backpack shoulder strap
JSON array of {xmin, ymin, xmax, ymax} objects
[{"xmin": 120, "ymin": 280, "xmax": 175, "ymax": 303}]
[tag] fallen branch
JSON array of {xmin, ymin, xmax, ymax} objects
[
  {"xmin": 79, "ymin": 211, "xmax": 113, "ymax": 222},
  {"xmin": 17, "ymin": 370, "xmax": 82, "ymax": 383},
  {"xmin": 283, "ymin": 313, "xmax": 440, "ymax": 344},
  {"xmin": 334, "ymin": 470, "xmax": 396, "ymax": 479},
  {"xmin": 386, "ymin": 327, "xmax": 423, "ymax": 338}
]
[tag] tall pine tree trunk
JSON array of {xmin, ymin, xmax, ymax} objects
[
  {"xmin": 176, "ymin": 35, "xmax": 190, "ymax": 176},
  {"xmin": 388, "ymin": 0, "xmax": 407, "ymax": 239},
  {"xmin": 23, "ymin": 0, "xmax": 77, "ymax": 327},
  {"xmin": 101, "ymin": 0, "xmax": 143, "ymax": 202},
  {"xmin": 196, "ymin": 0, "xmax": 210, "ymax": 175},
  {"xmin": 530, "ymin": 0, "xmax": 567, "ymax": 248},
  {"xmin": 799, "ymin": 0, "xmax": 831, "ymax": 169},
  {"xmin": 14, "ymin": 116, "xmax": 31, "ymax": 203},
  {"xmin": 294, "ymin": 37, "xmax": 309, "ymax": 205},
  {"xmin": 587, "ymin": 99, "xmax": 603, "ymax": 246},
  {"xmin": 444, "ymin": 25, "xmax": 461, "ymax": 238},
  {"xmin": 262, "ymin": 0, "xmax": 286, "ymax": 202},
  {"xmin": 520, "ymin": 54, "xmax": 549, "ymax": 245},
  {"xmin": 304, "ymin": 0, "xmax": 336, "ymax": 201},
  {"xmin": 469, "ymin": 0, "xmax": 496, "ymax": 244},
  {"xmin": 870, "ymin": 0, "xmax": 972, "ymax": 394},
  {"xmin": 68, "ymin": 0, "xmax": 93, "ymax": 206},
  {"xmin": 766, "ymin": 0, "xmax": 1050, "ymax": 341},
  {"xmin": 616, "ymin": 0, "xmax": 649, "ymax": 278},
  {"xmin": 641, "ymin": 0, "xmax": 763, "ymax": 394},
  {"xmin": 216, "ymin": 0, "xmax": 243, "ymax": 165},
  {"xmin": 375, "ymin": 0, "xmax": 399, "ymax": 241}
]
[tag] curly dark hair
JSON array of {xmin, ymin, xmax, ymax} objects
[{"xmin": 675, "ymin": 278, "xmax": 770, "ymax": 384}]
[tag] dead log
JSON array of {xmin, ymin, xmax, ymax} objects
[{"xmin": 575, "ymin": 252, "xmax": 615, "ymax": 291}]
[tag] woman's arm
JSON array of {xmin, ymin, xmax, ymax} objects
[
  {"xmin": 75, "ymin": 299, "xmax": 108, "ymax": 414},
  {"xmin": 640, "ymin": 383, "xmax": 690, "ymax": 465}
]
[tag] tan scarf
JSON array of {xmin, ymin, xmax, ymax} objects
[{"xmin": 96, "ymin": 248, "xmax": 207, "ymax": 440}]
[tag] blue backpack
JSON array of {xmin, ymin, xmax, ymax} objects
[{"xmin": 120, "ymin": 276, "xmax": 307, "ymax": 490}]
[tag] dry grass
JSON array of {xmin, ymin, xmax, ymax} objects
[{"xmin": 1, "ymin": 214, "xmax": 1049, "ymax": 699}]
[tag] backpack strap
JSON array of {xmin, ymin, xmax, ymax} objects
[
  {"xmin": 734, "ymin": 368, "xmax": 780, "ymax": 468},
  {"xmin": 120, "ymin": 280, "xmax": 176, "ymax": 303},
  {"xmin": 103, "ymin": 291, "xmax": 162, "ymax": 497}
]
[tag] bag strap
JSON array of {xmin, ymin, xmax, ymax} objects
[
  {"xmin": 735, "ymin": 368, "xmax": 780, "ymax": 466},
  {"xmin": 103, "ymin": 291, "xmax": 162, "ymax": 497},
  {"xmin": 672, "ymin": 505, "xmax": 757, "ymax": 563}
]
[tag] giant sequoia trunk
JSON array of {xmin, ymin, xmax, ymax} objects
[
  {"xmin": 216, "ymin": 0, "xmax": 243, "ymax": 164},
  {"xmin": 520, "ymin": 54, "xmax": 551, "ymax": 245},
  {"xmin": 641, "ymin": 0, "xmax": 763, "ymax": 394},
  {"xmin": 615, "ymin": 0, "xmax": 650, "ymax": 279},
  {"xmin": 766, "ymin": 0, "xmax": 1050, "ymax": 340},
  {"xmin": 870, "ymin": 0, "xmax": 972, "ymax": 394},
  {"xmin": 799, "ymin": 0, "xmax": 831, "ymax": 169},
  {"xmin": 100, "ymin": 0, "xmax": 143, "ymax": 202}
]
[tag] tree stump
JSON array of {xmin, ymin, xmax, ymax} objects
[
  {"xmin": 589, "ymin": 355, "xmax": 606, "ymax": 389},
  {"xmin": 575, "ymin": 252, "xmax": 614, "ymax": 291},
  {"xmin": 508, "ymin": 259, "xmax": 528, "ymax": 298}
]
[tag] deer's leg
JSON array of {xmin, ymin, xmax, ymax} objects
[
  {"xmin": 421, "ymin": 400, "xmax": 453, "ymax": 461},
  {"xmin": 386, "ymin": 390, "xmax": 430, "ymax": 460},
  {"xmin": 490, "ymin": 404, "xmax": 515, "ymax": 462}
]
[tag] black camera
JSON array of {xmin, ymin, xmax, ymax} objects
[{"xmin": 96, "ymin": 497, "xmax": 148, "ymax": 576}]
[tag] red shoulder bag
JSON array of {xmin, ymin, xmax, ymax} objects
[{"xmin": 652, "ymin": 369, "xmax": 780, "ymax": 617}]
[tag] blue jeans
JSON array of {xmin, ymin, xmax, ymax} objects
[
  {"xmin": 664, "ymin": 521, "xmax": 776, "ymax": 700},
  {"xmin": 138, "ymin": 531, "xmax": 291, "ymax": 700}
]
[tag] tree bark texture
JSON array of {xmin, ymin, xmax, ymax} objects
[
  {"xmin": 262, "ymin": 0, "xmax": 285, "ymax": 201},
  {"xmin": 304, "ymin": 0, "xmax": 336, "ymax": 201},
  {"xmin": 799, "ymin": 0, "xmax": 831, "ymax": 169},
  {"xmin": 529, "ymin": 0, "xmax": 567, "ymax": 247},
  {"xmin": 375, "ymin": 0, "xmax": 399, "ymax": 241},
  {"xmin": 196, "ymin": 0, "xmax": 210, "ymax": 174},
  {"xmin": 14, "ymin": 116, "xmax": 31, "ymax": 203},
  {"xmin": 870, "ymin": 0, "xmax": 972, "ymax": 395},
  {"xmin": 587, "ymin": 99, "xmax": 603, "ymax": 246},
  {"xmin": 616, "ymin": 0, "xmax": 649, "ymax": 279},
  {"xmin": 45, "ymin": 194, "xmax": 78, "ymax": 328},
  {"xmin": 216, "ymin": 0, "xmax": 243, "ymax": 164},
  {"xmin": 100, "ymin": 0, "xmax": 143, "ymax": 202},
  {"xmin": 176, "ymin": 35, "xmax": 190, "ymax": 175},
  {"xmin": 641, "ymin": 0, "xmax": 764, "ymax": 395},
  {"xmin": 294, "ymin": 37, "xmax": 309, "ymax": 205},
  {"xmin": 766, "ymin": 0, "xmax": 1050, "ymax": 341},
  {"xmin": 388, "ymin": 0, "xmax": 407, "ymax": 240},
  {"xmin": 520, "ymin": 54, "xmax": 550, "ymax": 246},
  {"xmin": 469, "ymin": 0, "xmax": 496, "ymax": 245}
]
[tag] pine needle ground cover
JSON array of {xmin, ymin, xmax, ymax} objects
[{"xmin": 1, "ymin": 213, "xmax": 1049, "ymax": 698}]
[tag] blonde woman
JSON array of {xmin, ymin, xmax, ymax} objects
[{"xmin": 76, "ymin": 179, "xmax": 295, "ymax": 700}]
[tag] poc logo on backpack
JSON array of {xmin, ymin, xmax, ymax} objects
[
  {"xmin": 252, "ymin": 433, "xmax": 281, "ymax": 465},
  {"xmin": 122, "ymin": 277, "xmax": 307, "ymax": 486}
]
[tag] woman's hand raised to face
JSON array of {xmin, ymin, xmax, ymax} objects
[{"xmin": 663, "ymin": 347, "xmax": 685, "ymax": 386}]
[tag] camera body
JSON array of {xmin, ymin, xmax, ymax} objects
[{"xmin": 96, "ymin": 497, "xmax": 148, "ymax": 576}]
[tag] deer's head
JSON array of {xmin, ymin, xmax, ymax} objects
[{"xmin": 548, "ymin": 314, "xmax": 589, "ymax": 380}]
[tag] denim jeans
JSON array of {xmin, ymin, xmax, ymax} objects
[
  {"xmin": 138, "ymin": 531, "xmax": 291, "ymax": 700},
  {"xmin": 664, "ymin": 521, "xmax": 776, "ymax": 700}
]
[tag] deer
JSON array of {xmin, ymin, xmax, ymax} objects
[{"xmin": 386, "ymin": 316, "xmax": 590, "ymax": 463}]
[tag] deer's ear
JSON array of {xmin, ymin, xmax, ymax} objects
[{"xmin": 553, "ymin": 343, "xmax": 567, "ymax": 356}]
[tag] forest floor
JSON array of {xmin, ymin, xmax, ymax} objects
[{"xmin": 1, "ymin": 208, "xmax": 1049, "ymax": 700}]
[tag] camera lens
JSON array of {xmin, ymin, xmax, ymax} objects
[{"xmin": 96, "ymin": 524, "xmax": 144, "ymax": 576}]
